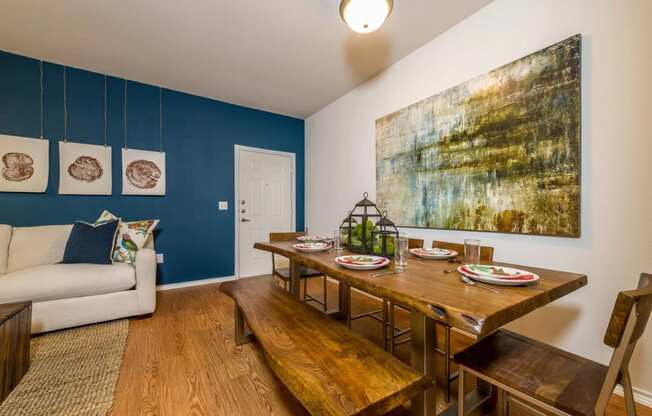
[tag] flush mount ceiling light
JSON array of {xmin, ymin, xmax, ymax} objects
[{"xmin": 340, "ymin": 0, "xmax": 394, "ymax": 34}]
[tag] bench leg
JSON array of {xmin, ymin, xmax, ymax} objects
[
  {"xmin": 235, "ymin": 305, "xmax": 255, "ymax": 346},
  {"xmin": 410, "ymin": 310, "xmax": 437, "ymax": 416},
  {"xmin": 322, "ymin": 276, "xmax": 328, "ymax": 312}
]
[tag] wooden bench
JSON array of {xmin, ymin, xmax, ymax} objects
[{"xmin": 221, "ymin": 276, "xmax": 431, "ymax": 416}]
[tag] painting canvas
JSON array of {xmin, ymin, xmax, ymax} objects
[
  {"xmin": 0, "ymin": 134, "xmax": 49, "ymax": 193},
  {"xmin": 59, "ymin": 142, "xmax": 112, "ymax": 195},
  {"xmin": 121, "ymin": 148, "xmax": 166, "ymax": 196},
  {"xmin": 376, "ymin": 35, "xmax": 581, "ymax": 237}
]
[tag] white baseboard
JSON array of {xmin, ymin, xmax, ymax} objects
[
  {"xmin": 156, "ymin": 275, "xmax": 236, "ymax": 291},
  {"xmin": 614, "ymin": 384, "xmax": 652, "ymax": 408}
]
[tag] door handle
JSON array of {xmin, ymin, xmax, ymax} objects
[{"xmin": 241, "ymin": 218, "xmax": 251, "ymax": 222}]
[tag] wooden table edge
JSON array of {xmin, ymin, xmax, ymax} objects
[{"xmin": 0, "ymin": 301, "xmax": 32, "ymax": 326}]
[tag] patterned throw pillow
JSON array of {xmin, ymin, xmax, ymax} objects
[{"xmin": 95, "ymin": 210, "xmax": 158, "ymax": 264}]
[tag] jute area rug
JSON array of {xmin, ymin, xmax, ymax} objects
[{"xmin": 0, "ymin": 319, "xmax": 129, "ymax": 416}]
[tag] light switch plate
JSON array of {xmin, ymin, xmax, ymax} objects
[
  {"xmin": 218, "ymin": 201, "xmax": 228, "ymax": 210},
  {"xmin": 156, "ymin": 253, "xmax": 164, "ymax": 264}
]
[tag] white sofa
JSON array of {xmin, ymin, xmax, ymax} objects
[{"xmin": 0, "ymin": 224, "xmax": 156, "ymax": 334}]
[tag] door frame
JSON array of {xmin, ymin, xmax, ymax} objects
[{"xmin": 234, "ymin": 144, "xmax": 296, "ymax": 279}]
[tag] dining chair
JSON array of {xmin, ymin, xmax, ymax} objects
[
  {"xmin": 269, "ymin": 232, "xmax": 329, "ymax": 311},
  {"xmin": 455, "ymin": 273, "xmax": 652, "ymax": 416},
  {"xmin": 347, "ymin": 238, "xmax": 424, "ymax": 351},
  {"xmin": 387, "ymin": 240, "xmax": 495, "ymax": 403},
  {"xmin": 431, "ymin": 240, "xmax": 494, "ymax": 264}
]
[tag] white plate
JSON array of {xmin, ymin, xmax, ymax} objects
[
  {"xmin": 410, "ymin": 247, "xmax": 458, "ymax": 260},
  {"xmin": 297, "ymin": 235, "xmax": 326, "ymax": 243},
  {"xmin": 335, "ymin": 255, "xmax": 390, "ymax": 270},
  {"xmin": 292, "ymin": 242, "xmax": 331, "ymax": 253},
  {"xmin": 457, "ymin": 265, "xmax": 540, "ymax": 286}
]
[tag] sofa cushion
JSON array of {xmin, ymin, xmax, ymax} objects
[
  {"xmin": 7, "ymin": 224, "xmax": 73, "ymax": 273},
  {"xmin": 62, "ymin": 220, "xmax": 119, "ymax": 265},
  {"xmin": 95, "ymin": 211, "xmax": 158, "ymax": 264},
  {"xmin": 0, "ymin": 225, "xmax": 11, "ymax": 275},
  {"xmin": 0, "ymin": 263, "xmax": 136, "ymax": 304}
]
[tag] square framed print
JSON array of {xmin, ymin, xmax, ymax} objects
[
  {"xmin": 0, "ymin": 134, "xmax": 49, "ymax": 193},
  {"xmin": 59, "ymin": 141, "xmax": 112, "ymax": 195},
  {"xmin": 122, "ymin": 148, "xmax": 166, "ymax": 196}
]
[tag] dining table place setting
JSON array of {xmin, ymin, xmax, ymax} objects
[
  {"xmin": 291, "ymin": 241, "xmax": 332, "ymax": 253},
  {"xmin": 409, "ymin": 247, "xmax": 458, "ymax": 260},
  {"xmin": 334, "ymin": 255, "xmax": 391, "ymax": 270}
]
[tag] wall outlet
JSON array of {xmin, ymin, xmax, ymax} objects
[
  {"xmin": 156, "ymin": 253, "xmax": 164, "ymax": 264},
  {"xmin": 218, "ymin": 201, "xmax": 229, "ymax": 210}
]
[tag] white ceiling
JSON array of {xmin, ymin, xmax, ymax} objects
[{"xmin": 0, "ymin": 0, "xmax": 492, "ymax": 118}]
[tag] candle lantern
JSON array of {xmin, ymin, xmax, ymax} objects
[
  {"xmin": 371, "ymin": 211, "xmax": 400, "ymax": 257},
  {"xmin": 339, "ymin": 192, "xmax": 383, "ymax": 254}
]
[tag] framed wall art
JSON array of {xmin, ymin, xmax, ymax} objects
[{"xmin": 376, "ymin": 34, "xmax": 581, "ymax": 237}]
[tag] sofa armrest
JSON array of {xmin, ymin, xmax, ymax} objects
[{"xmin": 134, "ymin": 248, "xmax": 157, "ymax": 315}]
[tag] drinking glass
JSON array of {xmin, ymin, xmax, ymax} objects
[
  {"xmin": 332, "ymin": 230, "xmax": 343, "ymax": 252},
  {"xmin": 464, "ymin": 239, "xmax": 481, "ymax": 265},
  {"xmin": 394, "ymin": 237, "xmax": 409, "ymax": 271}
]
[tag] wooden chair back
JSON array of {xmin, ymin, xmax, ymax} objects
[
  {"xmin": 604, "ymin": 273, "xmax": 652, "ymax": 348},
  {"xmin": 407, "ymin": 238, "xmax": 424, "ymax": 249},
  {"xmin": 596, "ymin": 273, "xmax": 652, "ymax": 415},
  {"xmin": 269, "ymin": 232, "xmax": 305, "ymax": 274},
  {"xmin": 269, "ymin": 232, "xmax": 305, "ymax": 243},
  {"xmin": 431, "ymin": 241, "xmax": 494, "ymax": 262}
]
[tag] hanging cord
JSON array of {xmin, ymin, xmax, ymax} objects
[
  {"xmin": 39, "ymin": 61, "xmax": 44, "ymax": 139},
  {"xmin": 123, "ymin": 79, "xmax": 128, "ymax": 150},
  {"xmin": 104, "ymin": 75, "xmax": 108, "ymax": 147},
  {"xmin": 63, "ymin": 66, "xmax": 68, "ymax": 142},
  {"xmin": 159, "ymin": 87, "xmax": 163, "ymax": 153}
]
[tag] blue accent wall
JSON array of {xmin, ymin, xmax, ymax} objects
[{"xmin": 0, "ymin": 50, "xmax": 305, "ymax": 285}]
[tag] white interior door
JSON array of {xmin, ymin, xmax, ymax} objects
[{"xmin": 236, "ymin": 147, "xmax": 294, "ymax": 278}]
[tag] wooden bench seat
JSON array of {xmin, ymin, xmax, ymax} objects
[{"xmin": 221, "ymin": 276, "xmax": 430, "ymax": 416}]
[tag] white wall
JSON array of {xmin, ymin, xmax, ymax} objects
[{"xmin": 306, "ymin": 0, "xmax": 652, "ymax": 399}]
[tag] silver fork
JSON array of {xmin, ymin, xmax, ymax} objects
[{"xmin": 460, "ymin": 275, "xmax": 500, "ymax": 293}]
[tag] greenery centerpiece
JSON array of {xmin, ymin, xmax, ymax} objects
[{"xmin": 340, "ymin": 192, "xmax": 395, "ymax": 255}]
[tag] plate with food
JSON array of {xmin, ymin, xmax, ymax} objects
[
  {"xmin": 335, "ymin": 255, "xmax": 390, "ymax": 270},
  {"xmin": 457, "ymin": 265, "xmax": 540, "ymax": 286},
  {"xmin": 410, "ymin": 247, "xmax": 458, "ymax": 260},
  {"xmin": 292, "ymin": 242, "xmax": 331, "ymax": 253},
  {"xmin": 297, "ymin": 235, "xmax": 326, "ymax": 243}
]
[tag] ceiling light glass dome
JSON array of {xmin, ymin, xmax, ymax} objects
[{"xmin": 340, "ymin": 0, "xmax": 394, "ymax": 34}]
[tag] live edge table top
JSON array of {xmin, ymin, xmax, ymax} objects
[{"xmin": 255, "ymin": 241, "xmax": 587, "ymax": 337}]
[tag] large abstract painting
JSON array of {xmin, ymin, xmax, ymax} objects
[{"xmin": 376, "ymin": 35, "xmax": 581, "ymax": 237}]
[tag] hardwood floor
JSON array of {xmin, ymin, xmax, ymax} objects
[{"xmin": 111, "ymin": 278, "xmax": 652, "ymax": 416}]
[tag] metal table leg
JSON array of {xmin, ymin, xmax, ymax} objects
[
  {"xmin": 289, "ymin": 260, "xmax": 301, "ymax": 299},
  {"xmin": 410, "ymin": 310, "xmax": 437, "ymax": 416}
]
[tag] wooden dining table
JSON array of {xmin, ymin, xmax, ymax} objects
[{"xmin": 254, "ymin": 240, "xmax": 588, "ymax": 416}]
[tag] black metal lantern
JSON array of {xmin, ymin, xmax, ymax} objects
[
  {"xmin": 339, "ymin": 211, "xmax": 358, "ymax": 248},
  {"xmin": 340, "ymin": 192, "xmax": 383, "ymax": 254},
  {"xmin": 371, "ymin": 211, "xmax": 400, "ymax": 257}
]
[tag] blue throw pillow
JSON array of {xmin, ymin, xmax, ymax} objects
[{"xmin": 62, "ymin": 220, "xmax": 119, "ymax": 264}]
